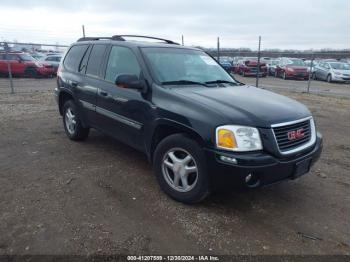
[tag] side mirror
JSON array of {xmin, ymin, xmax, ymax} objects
[{"xmin": 115, "ymin": 74, "xmax": 145, "ymax": 90}]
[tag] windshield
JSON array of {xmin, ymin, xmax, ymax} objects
[
  {"xmin": 287, "ymin": 59, "xmax": 306, "ymax": 66},
  {"xmin": 329, "ymin": 62, "xmax": 350, "ymax": 70},
  {"xmin": 19, "ymin": 54, "xmax": 36, "ymax": 61},
  {"xmin": 141, "ymin": 47, "xmax": 236, "ymax": 85}
]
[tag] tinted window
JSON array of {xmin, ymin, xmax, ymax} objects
[
  {"xmin": 105, "ymin": 46, "xmax": 141, "ymax": 83},
  {"xmin": 86, "ymin": 44, "xmax": 107, "ymax": 77},
  {"xmin": 79, "ymin": 45, "xmax": 92, "ymax": 73},
  {"xmin": 3, "ymin": 54, "xmax": 19, "ymax": 61},
  {"xmin": 64, "ymin": 45, "xmax": 89, "ymax": 72}
]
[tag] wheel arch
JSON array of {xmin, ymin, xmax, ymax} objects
[
  {"xmin": 148, "ymin": 120, "xmax": 206, "ymax": 163},
  {"xmin": 58, "ymin": 89, "xmax": 75, "ymax": 115}
]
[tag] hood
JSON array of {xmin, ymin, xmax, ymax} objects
[
  {"xmin": 333, "ymin": 69, "xmax": 350, "ymax": 75},
  {"xmin": 173, "ymin": 85, "xmax": 311, "ymax": 128},
  {"xmin": 245, "ymin": 60, "xmax": 266, "ymax": 66},
  {"xmin": 285, "ymin": 65, "xmax": 308, "ymax": 70}
]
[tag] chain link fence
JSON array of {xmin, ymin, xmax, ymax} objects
[
  {"xmin": 0, "ymin": 41, "xmax": 68, "ymax": 94},
  {"xmin": 1, "ymin": 38, "xmax": 350, "ymax": 97}
]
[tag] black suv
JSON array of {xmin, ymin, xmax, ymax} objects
[{"xmin": 55, "ymin": 35, "xmax": 322, "ymax": 203}]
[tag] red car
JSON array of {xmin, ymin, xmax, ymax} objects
[
  {"xmin": 0, "ymin": 52, "xmax": 55, "ymax": 77},
  {"xmin": 275, "ymin": 57, "xmax": 309, "ymax": 80},
  {"xmin": 234, "ymin": 59, "xmax": 267, "ymax": 77}
]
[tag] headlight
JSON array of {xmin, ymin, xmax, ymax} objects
[
  {"xmin": 216, "ymin": 125, "xmax": 263, "ymax": 152},
  {"xmin": 334, "ymin": 71, "xmax": 341, "ymax": 75},
  {"xmin": 35, "ymin": 62, "xmax": 44, "ymax": 68},
  {"xmin": 287, "ymin": 67, "xmax": 294, "ymax": 72}
]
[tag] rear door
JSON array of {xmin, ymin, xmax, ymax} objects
[
  {"xmin": 95, "ymin": 45, "xmax": 149, "ymax": 151},
  {"xmin": 76, "ymin": 44, "xmax": 108, "ymax": 126},
  {"xmin": 61, "ymin": 44, "xmax": 96, "ymax": 123}
]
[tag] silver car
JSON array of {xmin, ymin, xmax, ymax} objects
[
  {"xmin": 41, "ymin": 55, "xmax": 62, "ymax": 74},
  {"xmin": 313, "ymin": 61, "xmax": 350, "ymax": 83}
]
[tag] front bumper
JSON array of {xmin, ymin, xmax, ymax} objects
[
  {"xmin": 332, "ymin": 75, "xmax": 350, "ymax": 82},
  {"xmin": 243, "ymin": 71, "xmax": 267, "ymax": 77},
  {"xmin": 36, "ymin": 67, "xmax": 55, "ymax": 76},
  {"xmin": 205, "ymin": 132, "xmax": 323, "ymax": 188},
  {"xmin": 287, "ymin": 72, "xmax": 309, "ymax": 79}
]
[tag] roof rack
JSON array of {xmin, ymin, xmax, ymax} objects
[
  {"xmin": 77, "ymin": 37, "xmax": 112, "ymax": 42},
  {"xmin": 112, "ymin": 35, "xmax": 179, "ymax": 45},
  {"xmin": 77, "ymin": 35, "xmax": 179, "ymax": 45}
]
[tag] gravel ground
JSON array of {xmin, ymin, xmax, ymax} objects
[{"xmin": 0, "ymin": 79, "xmax": 350, "ymax": 255}]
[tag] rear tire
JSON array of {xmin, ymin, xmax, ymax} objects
[
  {"xmin": 153, "ymin": 134, "xmax": 210, "ymax": 204},
  {"xmin": 62, "ymin": 100, "xmax": 89, "ymax": 141}
]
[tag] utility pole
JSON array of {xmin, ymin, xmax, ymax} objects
[
  {"xmin": 217, "ymin": 37, "xmax": 220, "ymax": 63},
  {"xmin": 181, "ymin": 35, "xmax": 184, "ymax": 46},
  {"xmin": 256, "ymin": 36, "xmax": 261, "ymax": 88},
  {"xmin": 4, "ymin": 42, "xmax": 14, "ymax": 94},
  {"xmin": 82, "ymin": 25, "xmax": 86, "ymax": 37},
  {"xmin": 307, "ymin": 52, "xmax": 314, "ymax": 93}
]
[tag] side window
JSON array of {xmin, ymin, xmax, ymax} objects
[
  {"xmin": 63, "ymin": 44, "xmax": 89, "ymax": 72},
  {"xmin": 79, "ymin": 45, "xmax": 92, "ymax": 73},
  {"xmin": 105, "ymin": 46, "xmax": 141, "ymax": 83},
  {"xmin": 85, "ymin": 44, "xmax": 107, "ymax": 77}
]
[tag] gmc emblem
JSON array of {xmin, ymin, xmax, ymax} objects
[{"xmin": 287, "ymin": 128, "xmax": 305, "ymax": 141}]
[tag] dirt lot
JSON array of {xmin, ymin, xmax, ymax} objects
[{"xmin": 0, "ymin": 78, "xmax": 350, "ymax": 255}]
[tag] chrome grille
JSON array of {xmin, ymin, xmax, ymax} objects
[{"xmin": 272, "ymin": 117, "xmax": 316, "ymax": 155}]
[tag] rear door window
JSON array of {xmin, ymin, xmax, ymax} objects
[
  {"xmin": 63, "ymin": 44, "xmax": 89, "ymax": 72},
  {"xmin": 85, "ymin": 44, "xmax": 107, "ymax": 78}
]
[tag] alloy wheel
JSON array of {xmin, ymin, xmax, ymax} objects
[
  {"xmin": 65, "ymin": 108, "xmax": 77, "ymax": 135},
  {"xmin": 162, "ymin": 148, "xmax": 198, "ymax": 193}
]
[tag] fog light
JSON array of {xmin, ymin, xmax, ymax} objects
[
  {"xmin": 245, "ymin": 173, "xmax": 252, "ymax": 183},
  {"xmin": 219, "ymin": 155, "xmax": 237, "ymax": 164}
]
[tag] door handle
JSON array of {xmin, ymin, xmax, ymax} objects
[
  {"xmin": 71, "ymin": 81, "xmax": 78, "ymax": 87},
  {"xmin": 99, "ymin": 91, "xmax": 109, "ymax": 97}
]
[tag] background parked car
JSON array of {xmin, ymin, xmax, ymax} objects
[
  {"xmin": 313, "ymin": 61, "xmax": 350, "ymax": 83},
  {"xmin": 218, "ymin": 58, "xmax": 233, "ymax": 72},
  {"xmin": 31, "ymin": 52, "xmax": 47, "ymax": 60},
  {"xmin": 266, "ymin": 59, "xmax": 280, "ymax": 76},
  {"xmin": 275, "ymin": 57, "xmax": 309, "ymax": 80},
  {"xmin": 41, "ymin": 55, "xmax": 62, "ymax": 74},
  {"xmin": 0, "ymin": 52, "xmax": 55, "ymax": 78},
  {"xmin": 234, "ymin": 58, "xmax": 267, "ymax": 77},
  {"xmin": 304, "ymin": 60, "xmax": 319, "ymax": 75}
]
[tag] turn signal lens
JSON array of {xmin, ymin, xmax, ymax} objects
[{"xmin": 217, "ymin": 129, "xmax": 237, "ymax": 149}]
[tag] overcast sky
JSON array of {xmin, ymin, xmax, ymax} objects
[{"xmin": 0, "ymin": 0, "xmax": 349, "ymax": 50}]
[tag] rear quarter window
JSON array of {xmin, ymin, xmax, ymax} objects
[
  {"xmin": 85, "ymin": 44, "xmax": 107, "ymax": 78},
  {"xmin": 63, "ymin": 45, "xmax": 89, "ymax": 72}
]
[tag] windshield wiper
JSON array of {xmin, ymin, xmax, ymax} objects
[
  {"xmin": 205, "ymin": 80, "xmax": 238, "ymax": 85},
  {"xmin": 161, "ymin": 80, "xmax": 208, "ymax": 87}
]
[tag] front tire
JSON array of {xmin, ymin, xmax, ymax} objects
[
  {"xmin": 25, "ymin": 68, "xmax": 38, "ymax": 78},
  {"xmin": 153, "ymin": 134, "xmax": 210, "ymax": 204},
  {"xmin": 63, "ymin": 100, "xmax": 89, "ymax": 141},
  {"xmin": 327, "ymin": 74, "xmax": 332, "ymax": 83}
]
